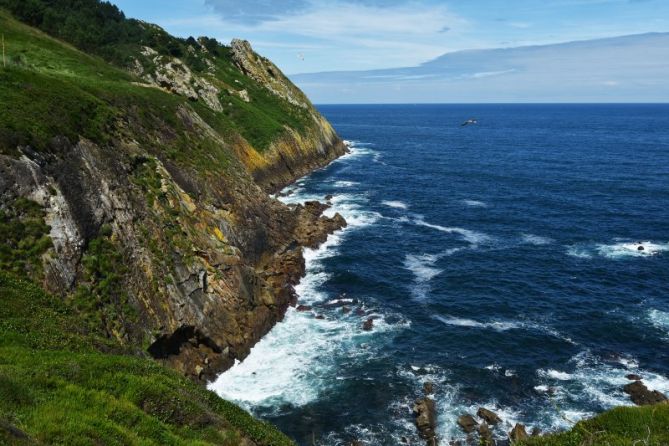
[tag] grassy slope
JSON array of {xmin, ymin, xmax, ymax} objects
[
  {"xmin": 0, "ymin": 3, "xmax": 312, "ymax": 156},
  {"xmin": 0, "ymin": 272, "xmax": 294, "ymax": 446},
  {"xmin": 521, "ymin": 404, "xmax": 669, "ymax": 446}
]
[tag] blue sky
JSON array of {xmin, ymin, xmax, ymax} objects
[{"xmin": 111, "ymin": 0, "xmax": 669, "ymax": 75}]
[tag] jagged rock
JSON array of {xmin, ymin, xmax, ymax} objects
[
  {"xmin": 230, "ymin": 38, "xmax": 310, "ymax": 109},
  {"xmin": 457, "ymin": 414, "xmax": 478, "ymax": 433},
  {"xmin": 413, "ymin": 397, "xmax": 438, "ymax": 444},
  {"xmin": 342, "ymin": 306, "xmax": 351, "ymax": 314},
  {"xmin": 479, "ymin": 423, "xmax": 494, "ymax": 446},
  {"xmin": 509, "ymin": 423, "xmax": 528, "ymax": 443},
  {"xmin": 296, "ymin": 305, "xmax": 312, "ymax": 312},
  {"xmin": 477, "ymin": 407, "xmax": 502, "ymax": 425},
  {"xmin": 624, "ymin": 381, "xmax": 668, "ymax": 405},
  {"xmin": 325, "ymin": 194, "xmax": 334, "ymax": 201},
  {"xmin": 531, "ymin": 427, "xmax": 542, "ymax": 436},
  {"xmin": 626, "ymin": 373, "xmax": 642, "ymax": 381},
  {"xmin": 362, "ymin": 318, "xmax": 374, "ymax": 331},
  {"xmin": 135, "ymin": 47, "xmax": 222, "ymax": 111}
]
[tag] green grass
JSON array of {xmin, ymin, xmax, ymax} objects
[
  {"xmin": 0, "ymin": 272, "xmax": 295, "ymax": 446},
  {"xmin": 521, "ymin": 404, "xmax": 669, "ymax": 446},
  {"xmin": 0, "ymin": 197, "xmax": 52, "ymax": 280}
]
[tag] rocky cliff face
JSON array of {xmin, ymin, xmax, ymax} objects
[{"xmin": 0, "ymin": 13, "xmax": 347, "ymax": 383}]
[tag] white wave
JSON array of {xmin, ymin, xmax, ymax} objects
[
  {"xmin": 566, "ymin": 245, "xmax": 593, "ymax": 259},
  {"xmin": 413, "ymin": 217, "xmax": 491, "ymax": 245},
  {"xmin": 521, "ymin": 234, "xmax": 554, "ymax": 246},
  {"xmin": 323, "ymin": 194, "xmax": 382, "ymax": 228},
  {"xmin": 537, "ymin": 369, "xmax": 573, "ymax": 381},
  {"xmin": 382, "ymin": 200, "xmax": 408, "ymax": 210},
  {"xmin": 597, "ymin": 241, "xmax": 669, "ymax": 259},
  {"xmin": 433, "ymin": 315, "xmax": 523, "ymax": 332},
  {"xmin": 404, "ymin": 254, "xmax": 443, "ymax": 300},
  {"xmin": 649, "ymin": 309, "xmax": 669, "ymax": 337},
  {"xmin": 334, "ymin": 180, "xmax": 359, "ymax": 188},
  {"xmin": 463, "ymin": 199, "xmax": 487, "ymax": 207}
]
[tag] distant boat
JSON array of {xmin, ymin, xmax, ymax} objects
[{"xmin": 461, "ymin": 118, "xmax": 478, "ymax": 127}]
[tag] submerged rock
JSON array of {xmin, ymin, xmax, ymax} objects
[
  {"xmin": 362, "ymin": 318, "xmax": 374, "ymax": 331},
  {"xmin": 457, "ymin": 414, "xmax": 478, "ymax": 433},
  {"xmin": 423, "ymin": 381, "xmax": 435, "ymax": 395},
  {"xmin": 477, "ymin": 407, "xmax": 502, "ymax": 425},
  {"xmin": 624, "ymin": 381, "xmax": 668, "ymax": 405},
  {"xmin": 413, "ymin": 397, "xmax": 438, "ymax": 445}
]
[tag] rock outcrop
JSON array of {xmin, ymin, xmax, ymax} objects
[
  {"xmin": 413, "ymin": 397, "xmax": 438, "ymax": 445},
  {"xmin": 624, "ymin": 381, "xmax": 669, "ymax": 406}
]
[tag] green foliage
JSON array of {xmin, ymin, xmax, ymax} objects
[
  {"xmin": 71, "ymin": 230, "xmax": 137, "ymax": 338},
  {"xmin": 0, "ymin": 0, "xmax": 209, "ymax": 68},
  {"xmin": 521, "ymin": 404, "xmax": 669, "ymax": 446},
  {"xmin": 0, "ymin": 273, "xmax": 295, "ymax": 445},
  {"xmin": 0, "ymin": 197, "xmax": 52, "ymax": 279}
]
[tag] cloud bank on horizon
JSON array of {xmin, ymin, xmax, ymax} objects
[{"xmin": 110, "ymin": 0, "xmax": 669, "ymax": 102}]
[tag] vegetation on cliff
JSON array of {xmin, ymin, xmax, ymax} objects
[
  {"xmin": 0, "ymin": 0, "xmax": 348, "ymax": 444},
  {"xmin": 521, "ymin": 403, "xmax": 669, "ymax": 446}
]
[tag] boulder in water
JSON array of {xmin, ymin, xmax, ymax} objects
[
  {"xmin": 624, "ymin": 381, "xmax": 668, "ymax": 405},
  {"xmin": 413, "ymin": 397, "xmax": 438, "ymax": 444},
  {"xmin": 477, "ymin": 407, "xmax": 502, "ymax": 425},
  {"xmin": 296, "ymin": 305, "xmax": 312, "ymax": 312},
  {"xmin": 362, "ymin": 318, "xmax": 374, "ymax": 331},
  {"xmin": 457, "ymin": 414, "xmax": 478, "ymax": 433},
  {"xmin": 626, "ymin": 373, "xmax": 642, "ymax": 381}
]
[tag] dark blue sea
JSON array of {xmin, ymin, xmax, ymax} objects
[{"xmin": 211, "ymin": 104, "xmax": 669, "ymax": 445}]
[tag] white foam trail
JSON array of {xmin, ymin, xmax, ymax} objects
[
  {"xmin": 434, "ymin": 315, "xmax": 522, "ymax": 332},
  {"xmin": 382, "ymin": 200, "xmax": 408, "ymax": 210},
  {"xmin": 463, "ymin": 199, "xmax": 487, "ymax": 207},
  {"xmin": 521, "ymin": 234, "xmax": 554, "ymax": 246},
  {"xmin": 403, "ymin": 254, "xmax": 442, "ymax": 300},
  {"xmin": 413, "ymin": 217, "xmax": 491, "ymax": 245},
  {"xmin": 433, "ymin": 315, "xmax": 577, "ymax": 344}
]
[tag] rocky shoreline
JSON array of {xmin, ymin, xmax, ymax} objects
[{"xmin": 407, "ymin": 374, "xmax": 668, "ymax": 446}]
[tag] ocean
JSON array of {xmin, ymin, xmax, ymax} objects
[{"xmin": 210, "ymin": 104, "xmax": 669, "ymax": 445}]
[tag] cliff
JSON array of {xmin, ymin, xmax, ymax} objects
[{"xmin": 0, "ymin": 1, "xmax": 346, "ymax": 443}]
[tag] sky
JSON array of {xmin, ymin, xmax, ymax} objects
[{"xmin": 110, "ymin": 0, "xmax": 669, "ymax": 75}]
